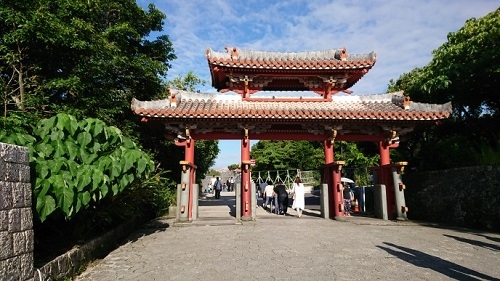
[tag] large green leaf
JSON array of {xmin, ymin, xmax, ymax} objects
[
  {"xmin": 36, "ymin": 195, "xmax": 56, "ymax": 222},
  {"xmin": 96, "ymin": 157, "xmax": 111, "ymax": 171},
  {"xmin": 77, "ymin": 191, "xmax": 91, "ymax": 212},
  {"xmin": 52, "ymin": 174, "xmax": 74, "ymax": 218},
  {"xmin": 137, "ymin": 157, "xmax": 148, "ymax": 175},
  {"xmin": 93, "ymin": 121, "xmax": 104, "ymax": 137},
  {"xmin": 91, "ymin": 168, "xmax": 103, "ymax": 191},
  {"xmin": 119, "ymin": 174, "xmax": 130, "ymax": 192},
  {"xmin": 35, "ymin": 143, "xmax": 54, "ymax": 158},
  {"xmin": 50, "ymin": 130, "xmax": 64, "ymax": 141},
  {"xmin": 65, "ymin": 160, "xmax": 79, "ymax": 176},
  {"xmin": 77, "ymin": 131, "xmax": 92, "ymax": 147},
  {"xmin": 76, "ymin": 168, "xmax": 92, "ymax": 191},
  {"xmin": 46, "ymin": 159, "xmax": 64, "ymax": 175},
  {"xmin": 110, "ymin": 160, "xmax": 122, "ymax": 179},
  {"xmin": 107, "ymin": 127, "xmax": 123, "ymax": 145},
  {"xmin": 37, "ymin": 162, "xmax": 50, "ymax": 179},
  {"xmin": 52, "ymin": 140, "xmax": 67, "ymax": 158},
  {"xmin": 61, "ymin": 170, "xmax": 75, "ymax": 189},
  {"xmin": 111, "ymin": 183, "xmax": 119, "ymax": 196},
  {"xmin": 55, "ymin": 114, "xmax": 70, "ymax": 131},
  {"xmin": 120, "ymin": 150, "xmax": 138, "ymax": 173},
  {"xmin": 122, "ymin": 137, "xmax": 136, "ymax": 149},
  {"xmin": 100, "ymin": 185, "xmax": 109, "ymax": 199},
  {"xmin": 64, "ymin": 115, "xmax": 79, "ymax": 135},
  {"xmin": 35, "ymin": 178, "xmax": 51, "ymax": 197},
  {"xmin": 66, "ymin": 142, "xmax": 79, "ymax": 161},
  {"xmin": 79, "ymin": 147, "xmax": 97, "ymax": 164},
  {"xmin": 92, "ymin": 142, "xmax": 101, "ymax": 154},
  {"xmin": 35, "ymin": 117, "xmax": 56, "ymax": 137}
]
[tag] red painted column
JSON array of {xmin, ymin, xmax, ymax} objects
[
  {"xmin": 324, "ymin": 140, "xmax": 334, "ymax": 164},
  {"xmin": 324, "ymin": 140, "xmax": 342, "ymax": 219},
  {"xmin": 324, "ymin": 141, "xmax": 334, "ymax": 218},
  {"xmin": 379, "ymin": 141, "xmax": 396, "ymax": 218},
  {"xmin": 241, "ymin": 139, "xmax": 252, "ymax": 219},
  {"xmin": 186, "ymin": 139, "xmax": 195, "ymax": 220},
  {"xmin": 379, "ymin": 141, "xmax": 390, "ymax": 166}
]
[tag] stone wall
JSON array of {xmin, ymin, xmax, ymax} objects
[
  {"xmin": 0, "ymin": 143, "xmax": 34, "ymax": 280},
  {"xmin": 403, "ymin": 166, "xmax": 500, "ymax": 231},
  {"xmin": 33, "ymin": 217, "xmax": 141, "ymax": 281}
]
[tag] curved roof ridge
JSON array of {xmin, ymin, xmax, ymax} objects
[
  {"xmin": 170, "ymin": 88, "xmax": 241, "ymax": 102},
  {"xmin": 206, "ymin": 47, "xmax": 376, "ymax": 62},
  {"xmin": 410, "ymin": 101, "xmax": 453, "ymax": 113},
  {"xmin": 331, "ymin": 91, "xmax": 404, "ymax": 102},
  {"xmin": 130, "ymin": 98, "xmax": 169, "ymax": 110}
]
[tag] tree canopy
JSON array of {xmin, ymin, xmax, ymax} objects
[
  {"xmin": 388, "ymin": 8, "xmax": 500, "ymax": 169},
  {"xmin": 250, "ymin": 140, "xmax": 378, "ymax": 185},
  {"xmin": 1, "ymin": 0, "xmax": 176, "ymax": 131},
  {"xmin": 0, "ymin": 0, "xmax": 219, "ymax": 218}
]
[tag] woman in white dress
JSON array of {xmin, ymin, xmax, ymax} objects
[{"xmin": 291, "ymin": 177, "xmax": 305, "ymax": 218}]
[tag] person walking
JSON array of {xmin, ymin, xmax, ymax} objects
[
  {"xmin": 342, "ymin": 182, "xmax": 353, "ymax": 216},
  {"xmin": 229, "ymin": 177, "xmax": 235, "ymax": 192},
  {"xmin": 273, "ymin": 180, "xmax": 289, "ymax": 215},
  {"xmin": 214, "ymin": 177, "xmax": 222, "ymax": 199},
  {"xmin": 291, "ymin": 176, "xmax": 305, "ymax": 218},
  {"xmin": 264, "ymin": 181, "xmax": 274, "ymax": 209}
]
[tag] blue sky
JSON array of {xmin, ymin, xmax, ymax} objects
[{"xmin": 137, "ymin": 0, "xmax": 498, "ymax": 169}]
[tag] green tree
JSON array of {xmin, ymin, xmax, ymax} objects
[
  {"xmin": 138, "ymin": 72, "xmax": 218, "ymax": 183},
  {"xmin": 227, "ymin": 163, "xmax": 240, "ymax": 170},
  {"xmin": 250, "ymin": 140, "xmax": 375, "ymax": 170},
  {"xmin": 0, "ymin": 0, "xmax": 175, "ymax": 131},
  {"xmin": 250, "ymin": 140, "xmax": 378, "ymax": 185},
  {"xmin": 336, "ymin": 141, "xmax": 379, "ymax": 185},
  {"xmin": 388, "ymin": 8, "xmax": 500, "ymax": 169},
  {"xmin": 165, "ymin": 71, "xmax": 207, "ymax": 93}
]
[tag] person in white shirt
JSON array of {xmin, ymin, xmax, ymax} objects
[
  {"xmin": 229, "ymin": 177, "xmax": 235, "ymax": 192},
  {"xmin": 291, "ymin": 177, "xmax": 305, "ymax": 218},
  {"xmin": 264, "ymin": 181, "xmax": 275, "ymax": 210}
]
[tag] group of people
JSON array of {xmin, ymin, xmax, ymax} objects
[
  {"xmin": 260, "ymin": 177, "xmax": 305, "ymax": 218},
  {"xmin": 207, "ymin": 174, "xmax": 354, "ymax": 217}
]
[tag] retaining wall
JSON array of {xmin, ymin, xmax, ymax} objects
[{"xmin": 403, "ymin": 166, "xmax": 500, "ymax": 231}]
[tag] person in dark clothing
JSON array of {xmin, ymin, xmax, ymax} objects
[
  {"xmin": 273, "ymin": 180, "xmax": 289, "ymax": 215},
  {"xmin": 342, "ymin": 183, "xmax": 353, "ymax": 216},
  {"xmin": 214, "ymin": 177, "xmax": 222, "ymax": 199}
]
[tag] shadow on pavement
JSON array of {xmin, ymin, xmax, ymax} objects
[
  {"xmin": 124, "ymin": 220, "xmax": 170, "ymax": 244},
  {"xmin": 443, "ymin": 234, "xmax": 500, "ymax": 252},
  {"xmin": 377, "ymin": 242, "xmax": 500, "ymax": 281}
]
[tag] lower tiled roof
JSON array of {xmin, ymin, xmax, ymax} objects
[{"xmin": 131, "ymin": 90, "xmax": 452, "ymax": 122}]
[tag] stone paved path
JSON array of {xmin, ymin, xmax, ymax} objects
[{"xmin": 76, "ymin": 191, "xmax": 500, "ymax": 281}]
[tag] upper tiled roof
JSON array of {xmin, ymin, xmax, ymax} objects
[
  {"xmin": 206, "ymin": 47, "xmax": 377, "ymax": 94},
  {"xmin": 206, "ymin": 47, "xmax": 376, "ymax": 70},
  {"xmin": 131, "ymin": 89, "xmax": 452, "ymax": 122}
]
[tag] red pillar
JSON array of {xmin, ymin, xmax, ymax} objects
[
  {"xmin": 186, "ymin": 139, "xmax": 195, "ymax": 220},
  {"xmin": 241, "ymin": 139, "xmax": 252, "ymax": 219},
  {"xmin": 324, "ymin": 140, "xmax": 334, "ymax": 218},
  {"xmin": 379, "ymin": 141, "xmax": 396, "ymax": 218},
  {"xmin": 324, "ymin": 140, "xmax": 343, "ymax": 219},
  {"xmin": 379, "ymin": 141, "xmax": 390, "ymax": 166},
  {"xmin": 324, "ymin": 140, "xmax": 334, "ymax": 164}
]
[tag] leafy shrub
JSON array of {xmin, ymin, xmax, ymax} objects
[{"xmin": 0, "ymin": 113, "xmax": 155, "ymax": 222}]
